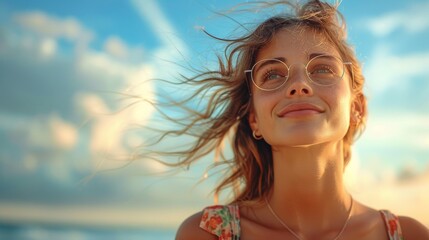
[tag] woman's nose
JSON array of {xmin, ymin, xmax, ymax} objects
[{"xmin": 285, "ymin": 64, "xmax": 313, "ymax": 97}]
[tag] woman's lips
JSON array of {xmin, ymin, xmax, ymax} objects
[{"xmin": 276, "ymin": 103, "xmax": 324, "ymax": 118}]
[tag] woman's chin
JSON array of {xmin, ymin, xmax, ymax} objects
[{"xmin": 268, "ymin": 133, "xmax": 343, "ymax": 149}]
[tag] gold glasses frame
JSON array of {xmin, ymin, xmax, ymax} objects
[{"xmin": 244, "ymin": 54, "xmax": 352, "ymax": 92}]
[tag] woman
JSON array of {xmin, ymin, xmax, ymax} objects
[{"xmin": 172, "ymin": 1, "xmax": 429, "ymax": 239}]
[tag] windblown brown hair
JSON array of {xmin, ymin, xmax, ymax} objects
[{"xmin": 145, "ymin": 0, "xmax": 367, "ymax": 204}]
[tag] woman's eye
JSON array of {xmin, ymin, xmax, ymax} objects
[
  {"xmin": 311, "ymin": 65, "xmax": 335, "ymax": 74},
  {"xmin": 264, "ymin": 70, "xmax": 284, "ymax": 80}
]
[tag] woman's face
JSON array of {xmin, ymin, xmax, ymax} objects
[{"xmin": 248, "ymin": 28, "xmax": 357, "ymax": 149}]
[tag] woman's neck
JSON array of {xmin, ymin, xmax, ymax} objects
[{"xmin": 268, "ymin": 140, "xmax": 351, "ymax": 234}]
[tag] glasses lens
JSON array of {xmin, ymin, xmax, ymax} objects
[
  {"xmin": 307, "ymin": 55, "xmax": 345, "ymax": 86},
  {"xmin": 252, "ymin": 59, "xmax": 288, "ymax": 90}
]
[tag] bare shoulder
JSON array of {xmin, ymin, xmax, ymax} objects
[
  {"xmin": 399, "ymin": 216, "xmax": 429, "ymax": 239},
  {"xmin": 175, "ymin": 211, "xmax": 217, "ymax": 240}
]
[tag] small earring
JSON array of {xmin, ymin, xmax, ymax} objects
[
  {"xmin": 252, "ymin": 130, "xmax": 263, "ymax": 140},
  {"xmin": 352, "ymin": 112, "xmax": 362, "ymax": 125}
]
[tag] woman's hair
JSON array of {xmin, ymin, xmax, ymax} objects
[{"xmin": 145, "ymin": 0, "xmax": 367, "ymax": 204}]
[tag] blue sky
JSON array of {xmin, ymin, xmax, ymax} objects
[{"xmin": 0, "ymin": 0, "xmax": 428, "ymax": 231}]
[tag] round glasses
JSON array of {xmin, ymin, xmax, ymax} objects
[{"xmin": 245, "ymin": 55, "xmax": 352, "ymax": 91}]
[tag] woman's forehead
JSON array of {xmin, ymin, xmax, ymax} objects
[{"xmin": 255, "ymin": 27, "xmax": 341, "ymax": 61}]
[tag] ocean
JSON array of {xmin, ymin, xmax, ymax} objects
[{"xmin": 0, "ymin": 223, "xmax": 176, "ymax": 240}]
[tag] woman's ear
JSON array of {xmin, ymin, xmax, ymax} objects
[
  {"xmin": 248, "ymin": 109, "xmax": 259, "ymax": 133},
  {"xmin": 351, "ymin": 94, "xmax": 365, "ymax": 124}
]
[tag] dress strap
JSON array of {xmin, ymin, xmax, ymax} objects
[
  {"xmin": 380, "ymin": 210, "xmax": 404, "ymax": 240},
  {"xmin": 199, "ymin": 205, "xmax": 241, "ymax": 240}
]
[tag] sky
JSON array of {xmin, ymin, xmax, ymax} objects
[{"xmin": 0, "ymin": 0, "xmax": 428, "ymax": 233}]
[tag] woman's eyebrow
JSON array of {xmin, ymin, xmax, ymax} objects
[
  {"xmin": 273, "ymin": 56, "xmax": 287, "ymax": 63},
  {"xmin": 309, "ymin": 52, "xmax": 329, "ymax": 60},
  {"xmin": 255, "ymin": 53, "xmax": 336, "ymax": 72},
  {"xmin": 254, "ymin": 57, "xmax": 287, "ymax": 72}
]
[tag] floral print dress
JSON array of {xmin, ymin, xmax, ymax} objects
[
  {"xmin": 199, "ymin": 205, "xmax": 240, "ymax": 240},
  {"xmin": 200, "ymin": 205, "xmax": 403, "ymax": 240},
  {"xmin": 380, "ymin": 210, "xmax": 404, "ymax": 240}
]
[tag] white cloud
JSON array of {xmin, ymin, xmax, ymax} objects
[
  {"xmin": 351, "ymin": 168, "xmax": 429, "ymax": 227},
  {"xmin": 73, "ymin": 58, "xmax": 156, "ymax": 170},
  {"xmin": 6, "ymin": 9, "xmax": 158, "ymax": 172},
  {"xmin": 75, "ymin": 50, "xmax": 154, "ymax": 87},
  {"xmin": 364, "ymin": 45, "xmax": 429, "ymax": 93},
  {"xmin": 11, "ymin": 10, "xmax": 158, "ymax": 161},
  {"xmin": 131, "ymin": 0, "xmax": 188, "ymax": 59},
  {"xmin": 362, "ymin": 112, "xmax": 429, "ymax": 150},
  {"xmin": 365, "ymin": 2, "xmax": 429, "ymax": 37},
  {"xmin": 104, "ymin": 36, "xmax": 129, "ymax": 59},
  {"xmin": 346, "ymin": 152, "xmax": 429, "ymax": 227},
  {"xmin": 14, "ymin": 11, "xmax": 94, "ymax": 51},
  {"xmin": 75, "ymin": 93, "xmax": 110, "ymax": 117},
  {"xmin": 0, "ymin": 112, "xmax": 79, "ymax": 181},
  {"xmin": 77, "ymin": 51, "xmax": 131, "ymax": 84},
  {"xmin": 38, "ymin": 14, "xmax": 159, "ymax": 166},
  {"xmin": 48, "ymin": 115, "xmax": 79, "ymax": 150},
  {"xmin": 131, "ymin": 0, "xmax": 178, "ymax": 44},
  {"xmin": 20, "ymin": 113, "xmax": 78, "ymax": 151},
  {"xmin": 39, "ymin": 37, "xmax": 57, "ymax": 58},
  {"xmin": 1, "ymin": 4, "xmax": 206, "ymax": 224},
  {"xmin": 80, "ymin": 94, "xmax": 125, "ymax": 155}
]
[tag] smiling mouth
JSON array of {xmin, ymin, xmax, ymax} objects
[{"xmin": 277, "ymin": 103, "xmax": 324, "ymax": 118}]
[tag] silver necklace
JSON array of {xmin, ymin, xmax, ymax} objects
[{"xmin": 265, "ymin": 196, "xmax": 354, "ymax": 240}]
